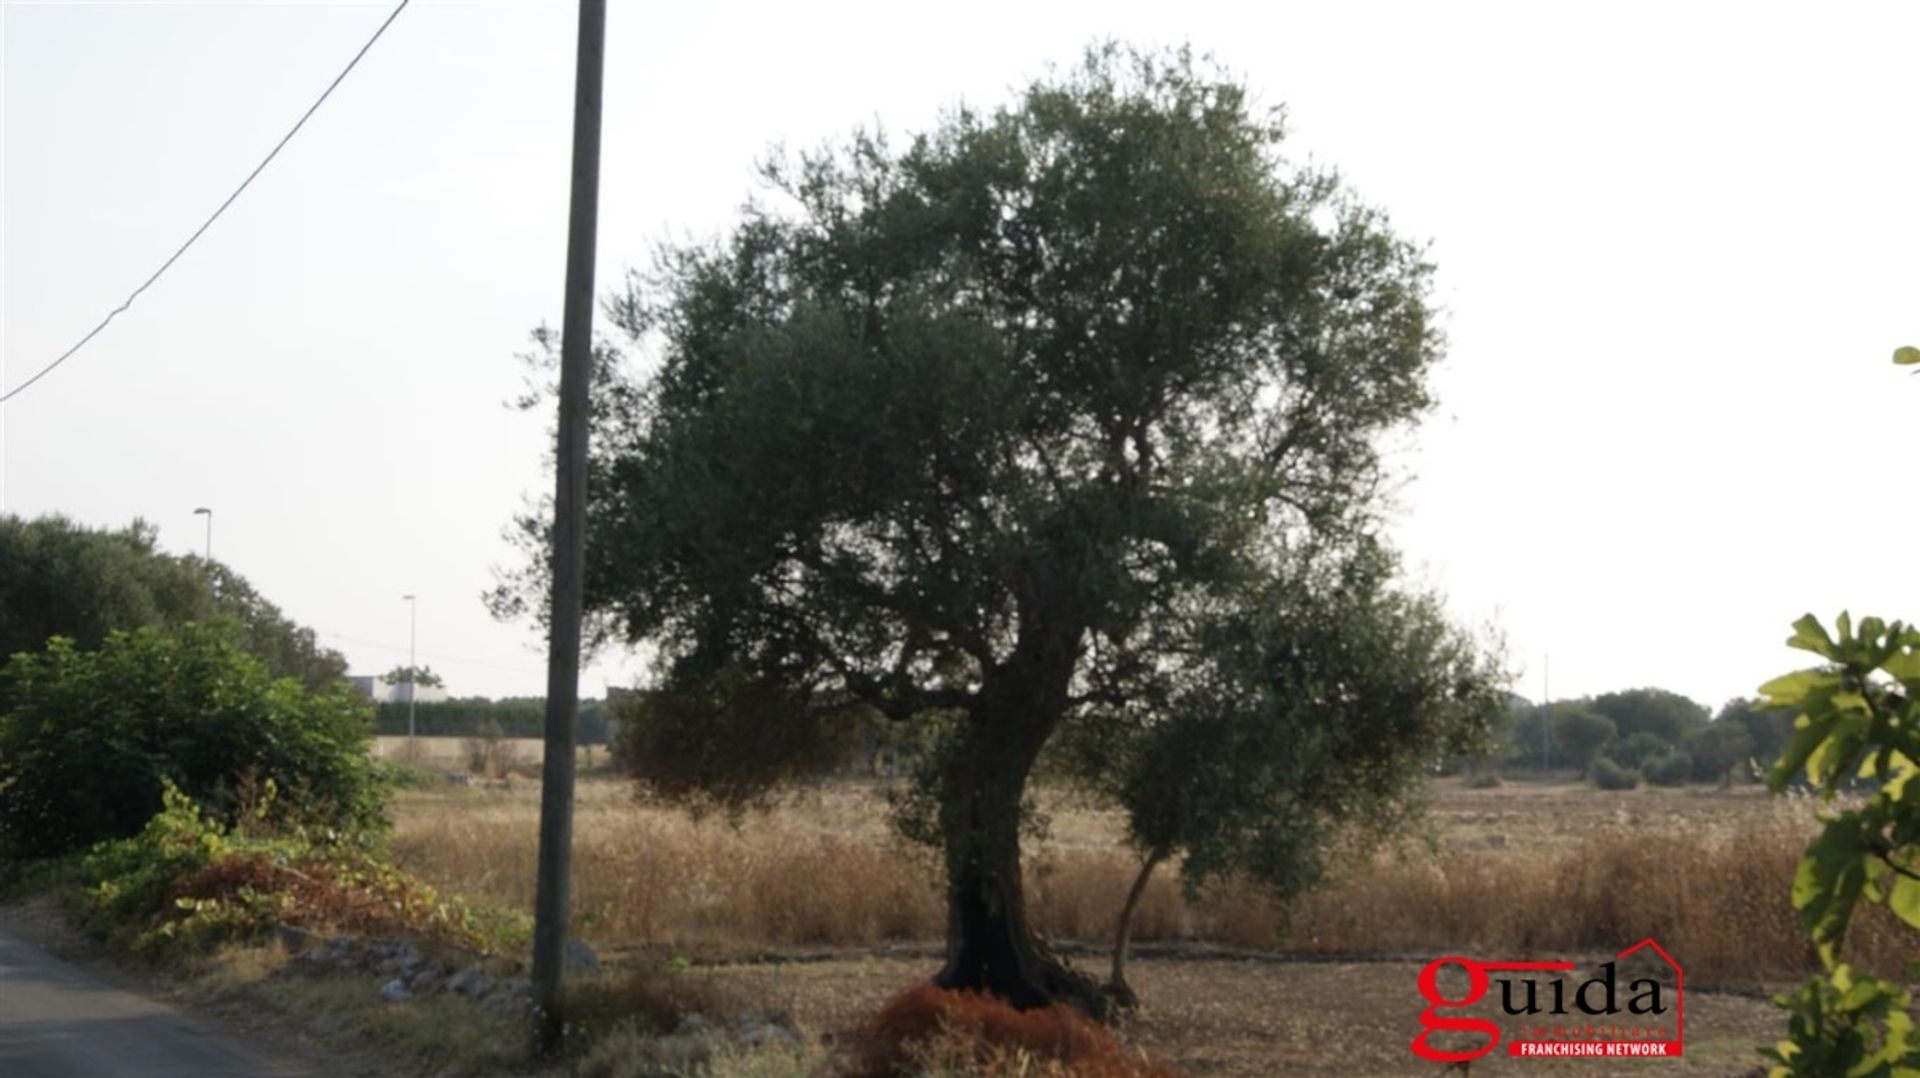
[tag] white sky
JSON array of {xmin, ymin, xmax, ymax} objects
[{"xmin": 2, "ymin": 0, "xmax": 1915, "ymax": 709}]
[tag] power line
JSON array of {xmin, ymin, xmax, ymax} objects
[
  {"xmin": 0, "ymin": 0, "xmax": 410, "ymax": 406},
  {"xmin": 318, "ymin": 630, "xmax": 546, "ymax": 678}
]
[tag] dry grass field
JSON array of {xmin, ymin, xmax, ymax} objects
[{"xmin": 381, "ymin": 769, "xmax": 1910, "ymax": 1075}]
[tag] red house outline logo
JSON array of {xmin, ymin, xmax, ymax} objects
[{"xmin": 1411, "ymin": 938, "xmax": 1685, "ymax": 1063}]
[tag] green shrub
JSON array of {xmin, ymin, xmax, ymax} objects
[
  {"xmin": 0, "ymin": 622, "xmax": 386, "ymax": 859},
  {"xmin": 73, "ymin": 780, "xmax": 485, "ymax": 959},
  {"xmin": 1589, "ymin": 757, "xmax": 1641, "ymax": 790},
  {"xmin": 1643, "ymin": 752, "xmax": 1693, "ymax": 787},
  {"xmin": 1606, "ymin": 730, "xmax": 1672, "ymax": 770}
]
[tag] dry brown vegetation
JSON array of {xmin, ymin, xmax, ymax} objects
[
  {"xmin": 389, "ymin": 773, "xmax": 1904, "ymax": 992},
  {"xmin": 852, "ymin": 984, "xmax": 1179, "ymax": 1078}
]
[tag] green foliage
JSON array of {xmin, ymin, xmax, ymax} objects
[
  {"xmin": 1503, "ymin": 695, "xmax": 1710, "ymax": 771},
  {"xmin": 1589, "ymin": 687, "xmax": 1710, "ymax": 745},
  {"xmin": 614, "ymin": 666, "xmax": 871, "ymax": 814},
  {"xmin": 1607, "ymin": 730, "xmax": 1674, "ymax": 770},
  {"xmin": 71, "ymin": 781, "xmax": 484, "ymax": 959},
  {"xmin": 1589, "ymin": 757, "xmax": 1641, "ymax": 791},
  {"xmin": 1717, "ymin": 696, "xmax": 1797, "ymax": 768},
  {"xmin": 1766, "ymin": 967, "xmax": 1919, "ymax": 1077},
  {"xmin": 382, "ymin": 664, "xmax": 445, "ymax": 689},
  {"xmin": 0, "ymin": 622, "xmax": 386, "ymax": 859},
  {"xmin": 495, "ymin": 41, "xmax": 1444, "ymax": 796},
  {"xmin": 1684, "ymin": 719, "xmax": 1756, "ymax": 782},
  {"xmin": 1643, "ymin": 752, "xmax": 1693, "ymax": 787},
  {"xmin": 1551, "ymin": 708, "xmax": 1619, "ymax": 770},
  {"xmin": 1506, "ymin": 705, "xmax": 1619, "ymax": 770},
  {"xmin": 0, "ymin": 514, "xmax": 346, "ymax": 692},
  {"xmin": 1067, "ymin": 543, "xmax": 1506, "ymax": 905},
  {"xmin": 1758, "ymin": 612, "xmax": 1920, "ymax": 1077}
]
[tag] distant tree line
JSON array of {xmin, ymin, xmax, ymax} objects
[
  {"xmin": 372, "ymin": 697, "xmax": 611, "ymax": 744},
  {"xmin": 1476, "ymin": 686, "xmax": 1796, "ymax": 788},
  {"xmin": 0, "ymin": 514, "xmax": 347, "ymax": 693},
  {"xmin": 0, "ymin": 515, "xmax": 382, "ymax": 859}
]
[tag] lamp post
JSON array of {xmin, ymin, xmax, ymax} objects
[
  {"xmin": 402, "ymin": 594, "xmax": 417, "ymax": 739},
  {"xmin": 192, "ymin": 507, "xmax": 213, "ymax": 561}
]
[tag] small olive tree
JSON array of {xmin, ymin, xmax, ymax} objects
[{"xmin": 1056, "ymin": 541, "xmax": 1505, "ymax": 1005}]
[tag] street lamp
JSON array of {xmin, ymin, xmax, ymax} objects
[
  {"xmin": 192, "ymin": 507, "xmax": 213, "ymax": 561},
  {"xmin": 402, "ymin": 594, "xmax": 418, "ymax": 739}
]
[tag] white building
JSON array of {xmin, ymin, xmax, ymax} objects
[{"xmin": 346, "ymin": 674, "xmax": 450, "ymax": 704}]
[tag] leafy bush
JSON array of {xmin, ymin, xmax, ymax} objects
[
  {"xmin": 1644, "ymin": 752, "xmax": 1693, "ymax": 787},
  {"xmin": 1606, "ymin": 731, "xmax": 1672, "ymax": 770},
  {"xmin": 1684, "ymin": 721, "xmax": 1756, "ymax": 782},
  {"xmin": 1589, "ymin": 757, "xmax": 1641, "ymax": 790},
  {"xmin": 1589, "ymin": 688, "xmax": 1710, "ymax": 744},
  {"xmin": 0, "ymin": 622, "xmax": 386, "ymax": 859},
  {"xmin": 74, "ymin": 781, "xmax": 483, "ymax": 959},
  {"xmin": 1757, "ymin": 612, "xmax": 1919, "ymax": 1076}
]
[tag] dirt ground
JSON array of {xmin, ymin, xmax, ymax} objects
[{"xmin": 695, "ymin": 949, "xmax": 1780, "ymax": 1077}]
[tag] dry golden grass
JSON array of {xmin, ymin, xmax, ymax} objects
[{"xmin": 386, "ymin": 775, "xmax": 1904, "ymax": 990}]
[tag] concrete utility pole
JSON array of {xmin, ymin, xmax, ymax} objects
[
  {"xmin": 531, "ymin": 0, "xmax": 606, "ymax": 1056},
  {"xmin": 193, "ymin": 507, "xmax": 213, "ymax": 561},
  {"xmin": 403, "ymin": 594, "xmax": 418, "ymax": 738}
]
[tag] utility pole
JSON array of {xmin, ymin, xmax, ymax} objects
[
  {"xmin": 403, "ymin": 594, "xmax": 418, "ymax": 739},
  {"xmin": 531, "ymin": 0, "xmax": 606, "ymax": 1056}
]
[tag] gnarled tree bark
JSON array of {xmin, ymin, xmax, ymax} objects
[{"xmin": 931, "ymin": 608, "xmax": 1110, "ymax": 1021}]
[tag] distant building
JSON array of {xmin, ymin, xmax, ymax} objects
[{"xmin": 346, "ymin": 674, "xmax": 450, "ymax": 704}]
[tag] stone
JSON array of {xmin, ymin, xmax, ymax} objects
[
  {"xmin": 368, "ymin": 939, "xmax": 425, "ymax": 979},
  {"xmin": 735, "ymin": 1011, "xmax": 803, "ymax": 1047},
  {"xmin": 447, "ymin": 965, "xmax": 494, "ymax": 998},
  {"xmin": 379, "ymin": 978, "xmax": 411, "ymax": 1003}
]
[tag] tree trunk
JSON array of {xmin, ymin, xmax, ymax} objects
[
  {"xmin": 1106, "ymin": 845, "xmax": 1168, "ymax": 1011},
  {"xmin": 931, "ymin": 722, "xmax": 1110, "ymax": 1021},
  {"xmin": 931, "ymin": 612, "xmax": 1109, "ymax": 1021}
]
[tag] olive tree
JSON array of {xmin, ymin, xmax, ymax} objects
[
  {"xmin": 497, "ymin": 46, "xmax": 1455, "ymax": 1016},
  {"xmin": 1059, "ymin": 541, "xmax": 1504, "ymax": 1006}
]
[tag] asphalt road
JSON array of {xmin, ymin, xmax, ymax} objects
[{"xmin": 0, "ymin": 930, "xmax": 303, "ymax": 1077}]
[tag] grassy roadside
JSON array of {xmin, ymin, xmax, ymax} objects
[{"xmin": 0, "ymin": 783, "xmax": 825, "ymax": 1077}]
